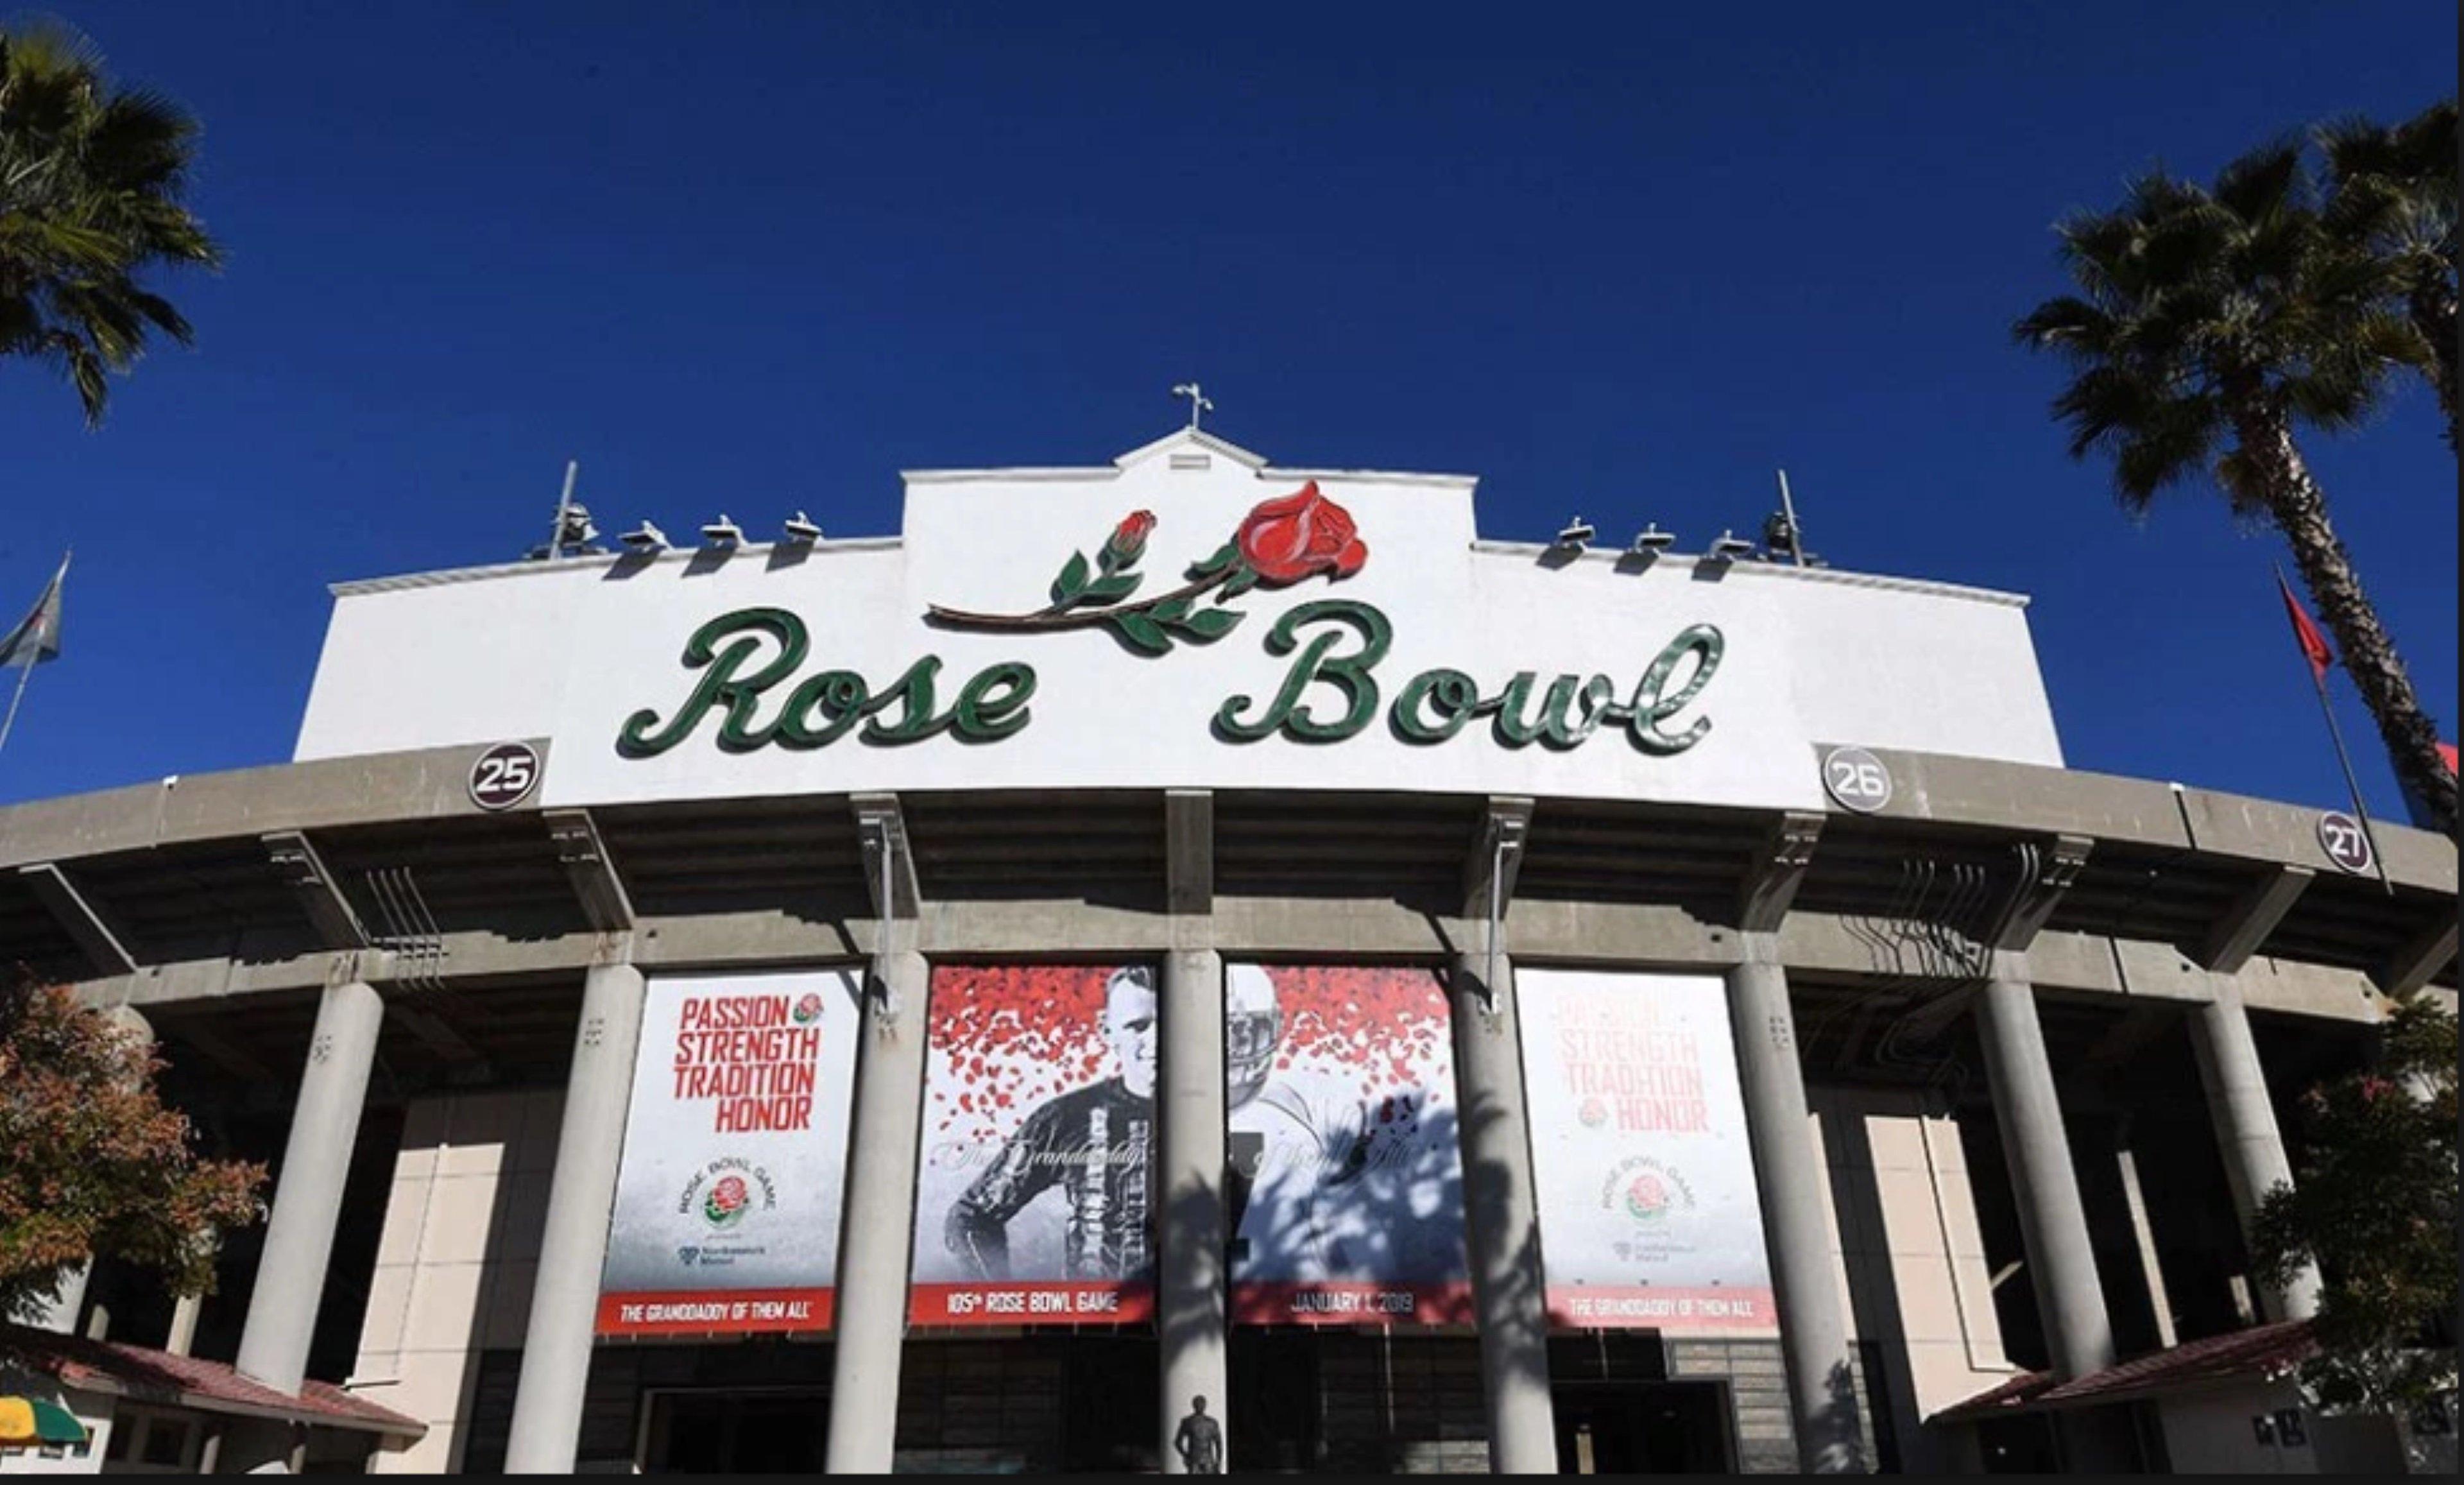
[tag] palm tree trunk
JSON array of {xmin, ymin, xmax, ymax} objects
[
  {"xmin": 2408, "ymin": 273, "xmax": 2459, "ymax": 453},
  {"xmin": 2235, "ymin": 405, "xmax": 2458, "ymax": 834}
]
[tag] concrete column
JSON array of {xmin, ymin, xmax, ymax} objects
[
  {"xmin": 2188, "ymin": 982, "xmax": 2321, "ymax": 1321},
  {"xmin": 234, "ymin": 980, "xmax": 384, "ymax": 1396},
  {"xmin": 1446, "ymin": 954, "xmax": 1555, "ymax": 1475},
  {"xmin": 504, "ymin": 962, "xmax": 648, "ymax": 1474},
  {"xmin": 1158, "ymin": 949, "xmax": 1228, "ymax": 1473},
  {"xmin": 167, "ymin": 1289, "xmax": 204, "ymax": 1357},
  {"xmin": 824, "ymin": 947, "xmax": 931, "ymax": 1475},
  {"xmin": 1725, "ymin": 944, "xmax": 1864, "ymax": 1473},
  {"xmin": 1975, "ymin": 965, "xmax": 2114, "ymax": 1378}
]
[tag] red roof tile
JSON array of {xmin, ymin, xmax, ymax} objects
[
  {"xmin": 0, "ymin": 1324, "xmax": 422, "ymax": 1438},
  {"xmin": 1933, "ymin": 1320, "xmax": 2319, "ymax": 1422}
]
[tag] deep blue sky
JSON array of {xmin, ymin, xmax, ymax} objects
[{"xmin": 3, "ymin": 1, "xmax": 2455, "ymax": 818}]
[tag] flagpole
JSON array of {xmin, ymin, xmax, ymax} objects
[
  {"xmin": 0, "ymin": 660, "xmax": 33, "ymax": 757},
  {"xmin": 2280, "ymin": 565, "xmax": 2395, "ymax": 895}
]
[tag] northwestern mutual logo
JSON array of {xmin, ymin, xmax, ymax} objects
[{"xmin": 617, "ymin": 485, "xmax": 1724, "ymax": 759}]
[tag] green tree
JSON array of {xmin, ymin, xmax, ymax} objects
[
  {"xmin": 2015, "ymin": 141, "xmax": 2457, "ymax": 834},
  {"xmin": 2250, "ymin": 996, "xmax": 2456, "ymax": 1421},
  {"xmin": 0, "ymin": 982, "xmax": 262, "ymax": 1325},
  {"xmin": 1, "ymin": 20, "xmax": 219, "ymax": 426},
  {"xmin": 2320, "ymin": 100, "xmax": 2459, "ymax": 451}
]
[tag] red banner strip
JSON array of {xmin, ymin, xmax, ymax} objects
[
  {"xmin": 1545, "ymin": 1285, "xmax": 1779, "ymax": 1332},
  {"xmin": 1231, "ymin": 1282, "xmax": 1477, "ymax": 1327},
  {"xmin": 907, "ymin": 1282, "xmax": 1154, "ymax": 1327},
  {"xmin": 597, "ymin": 1287, "xmax": 835, "ymax": 1337}
]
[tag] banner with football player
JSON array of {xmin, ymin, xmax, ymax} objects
[
  {"xmin": 909, "ymin": 964, "xmax": 1159, "ymax": 1326},
  {"xmin": 1516, "ymin": 968, "xmax": 1775, "ymax": 1334},
  {"xmin": 1226, "ymin": 964, "xmax": 1471, "ymax": 1325},
  {"xmin": 597, "ymin": 968, "xmax": 862, "ymax": 1336}
]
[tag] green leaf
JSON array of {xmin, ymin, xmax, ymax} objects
[
  {"xmin": 1217, "ymin": 565, "xmax": 1260, "ymax": 601},
  {"xmin": 1149, "ymin": 596, "xmax": 1192, "ymax": 624},
  {"xmin": 1108, "ymin": 610, "xmax": 1172, "ymax": 655},
  {"xmin": 1050, "ymin": 551, "xmax": 1091, "ymax": 606},
  {"xmin": 1084, "ymin": 572, "xmax": 1144, "ymax": 604},
  {"xmin": 1169, "ymin": 605, "xmax": 1244, "ymax": 642},
  {"xmin": 1188, "ymin": 542, "xmax": 1241, "ymax": 580}
]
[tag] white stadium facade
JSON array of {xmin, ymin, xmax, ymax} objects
[{"xmin": 2, "ymin": 427, "xmax": 2456, "ymax": 1475}]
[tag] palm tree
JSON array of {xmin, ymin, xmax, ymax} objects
[
  {"xmin": 2319, "ymin": 99, "xmax": 2458, "ymax": 451},
  {"xmin": 1, "ymin": 22, "xmax": 219, "ymax": 426},
  {"xmin": 2016, "ymin": 141, "xmax": 2457, "ymax": 834}
]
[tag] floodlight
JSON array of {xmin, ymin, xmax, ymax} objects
[
  {"xmin": 1628, "ymin": 524, "xmax": 1675, "ymax": 555},
  {"xmin": 782, "ymin": 511, "xmax": 823, "ymax": 544},
  {"xmin": 700, "ymin": 514, "xmax": 744, "ymax": 547},
  {"xmin": 1553, "ymin": 517, "xmax": 1596, "ymax": 551},
  {"xmin": 620, "ymin": 520, "xmax": 671, "ymax": 553},
  {"xmin": 1709, "ymin": 529, "xmax": 1756, "ymax": 562}
]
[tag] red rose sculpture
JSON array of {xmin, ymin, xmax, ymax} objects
[
  {"xmin": 1233, "ymin": 482, "xmax": 1368, "ymax": 586},
  {"xmin": 1105, "ymin": 510, "xmax": 1157, "ymax": 565}
]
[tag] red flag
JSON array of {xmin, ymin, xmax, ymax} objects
[
  {"xmin": 2277, "ymin": 572, "xmax": 2333, "ymax": 685},
  {"xmin": 2438, "ymin": 741, "xmax": 2458, "ymax": 777}
]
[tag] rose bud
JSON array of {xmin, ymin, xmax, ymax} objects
[{"xmin": 1106, "ymin": 510, "xmax": 1158, "ymax": 564}]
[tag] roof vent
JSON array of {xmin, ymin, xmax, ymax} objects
[{"xmin": 1169, "ymin": 452, "xmax": 1211, "ymax": 471}]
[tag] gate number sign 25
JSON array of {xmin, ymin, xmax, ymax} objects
[{"xmin": 470, "ymin": 742, "xmax": 542, "ymax": 811}]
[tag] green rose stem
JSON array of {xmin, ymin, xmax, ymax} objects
[{"xmin": 926, "ymin": 567, "xmax": 1234, "ymax": 631}]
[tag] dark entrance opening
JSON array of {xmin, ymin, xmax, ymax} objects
[
  {"xmin": 646, "ymin": 1387, "xmax": 830, "ymax": 1473},
  {"xmin": 1553, "ymin": 1382, "xmax": 1732, "ymax": 1474}
]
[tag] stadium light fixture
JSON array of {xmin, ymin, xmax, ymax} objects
[
  {"xmin": 1709, "ymin": 529, "xmax": 1756, "ymax": 563},
  {"xmin": 700, "ymin": 514, "xmax": 744, "ymax": 548},
  {"xmin": 1553, "ymin": 517, "xmax": 1596, "ymax": 553},
  {"xmin": 1628, "ymin": 524, "xmax": 1675, "ymax": 556},
  {"xmin": 620, "ymin": 520, "xmax": 671, "ymax": 554},
  {"xmin": 782, "ymin": 511, "xmax": 823, "ymax": 545}
]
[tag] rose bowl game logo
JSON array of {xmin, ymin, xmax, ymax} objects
[
  {"xmin": 703, "ymin": 1174, "xmax": 752, "ymax": 1228},
  {"xmin": 791, "ymin": 991, "xmax": 825, "ymax": 1026},
  {"xmin": 1625, "ymin": 1171, "xmax": 1673, "ymax": 1221}
]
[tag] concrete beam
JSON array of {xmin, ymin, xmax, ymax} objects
[
  {"xmin": 851, "ymin": 793, "xmax": 920, "ymax": 921},
  {"xmin": 18, "ymin": 863, "xmax": 137, "ymax": 977},
  {"xmin": 2197, "ymin": 864, "xmax": 2313, "ymax": 975},
  {"xmin": 1987, "ymin": 834, "xmax": 2095, "ymax": 951},
  {"xmin": 1460, "ymin": 796, "xmax": 1534, "ymax": 923},
  {"xmin": 2379, "ymin": 916, "xmax": 2460, "ymax": 1000},
  {"xmin": 1739, "ymin": 811, "xmax": 1824, "ymax": 932},
  {"xmin": 540, "ymin": 809, "xmax": 635, "ymax": 932},
  {"xmin": 261, "ymin": 831, "xmax": 370, "ymax": 950},
  {"xmin": 1164, "ymin": 790, "xmax": 1213, "ymax": 918}
]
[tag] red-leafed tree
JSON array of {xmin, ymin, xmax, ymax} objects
[{"xmin": 0, "ymin": 981, "xmax": 263, "ymax": 1324}]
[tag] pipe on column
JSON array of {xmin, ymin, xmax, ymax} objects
[
  {"xmin": 504, "ymin": 961, "xmax": 648, "ymax": 1473},
  {"xmin": 2187, "ymin": 981, "xmax": 2320, "ymax": 1321},
  {"xmin": 1725, "ymin": 945, "xmax": 1865, "ymax": 1472},
  {"xmin": 1975, "ymin": 965, "xmax": 2114, "ymax": 1378},
  {"xmin": 1158, "ymin": 949, "xmax": 1228, "ymax": 1473},
  {"xmin": 233, "ymin": 980, "xmax": 384, "ymax": 1396},
  {"xmin": 1446, "ymin": 954, "xmax": 1557, "ymax": 1475},
  {"xmin": 824, "ymin": 946, "xmax": 932, "ymax": 1473}
]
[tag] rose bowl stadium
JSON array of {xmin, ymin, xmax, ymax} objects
[{"xmin": 1, "ymin": 425, "xmax": 2454, "ymax": 1476}]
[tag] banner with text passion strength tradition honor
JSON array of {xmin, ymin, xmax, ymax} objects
[
  {"xmin": 597, "ymin": 969, "xmax": 862, "ymax": 1336},
  {"xmin": 909, "ymin": 964, "xmax": 1159, "ymax": 1326},
  {"xmin": 1226, "ymin": 964, "xmax": 1472, "ymax": 1325},
  {"xmin": 1516, "ymin": 969, "xmax": 1775, "ymax": 1334}
]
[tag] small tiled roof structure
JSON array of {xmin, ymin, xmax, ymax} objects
[
  {"xmin": 0, "ymin": 1323, "xmax": 422, "ymax": 1438},
  {"xmin": 1933, "ymin": 1319, "xmax": 2320, "ymax": 1422}
]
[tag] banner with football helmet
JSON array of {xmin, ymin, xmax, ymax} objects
[
  {"xmin": 597, "ymin": 968, "xmax": 862, "ymax": 1336},
  {"xmin": 909, "ymin": 964, "xmax": 1159, "ymax": 1326},
  {"xmin": 1516, "ymin": 968, "xmax": 1775, "ymax": 1334},
  {"xmin": 1226, "ymin": 964, "xmax": 1471, "ymax": 1325}
]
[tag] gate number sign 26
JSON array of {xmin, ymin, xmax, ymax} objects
[
  {"xmin": 1822, "ymin": 746, "xmax": 1893, "ymax": 814},
  {"xmin": 469, "ymin": 742, "xmax": 542, "ymax": 811}
]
